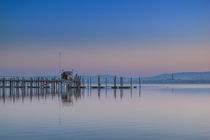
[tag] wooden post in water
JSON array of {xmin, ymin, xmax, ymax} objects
[
  {"xmin": 35, "ymin": 78, "xmax": 37, "ymax": 93},
  {"xmin": 22, "ymin": 77, "xmax": 25, "ymax": 88},
  {"xmin": 22, "ymin": 77, "xmax": 26, "ymax": 94},
  {"xmin": 79, "ymin": 76, "xmax": 81, "ymax": 89},
  {"xmin": 120, "ymin": 77, "xmax": 123, "ymax": 88},
  {"xmin": 130, "ymin": 77, "xmax": 133, "ymax": 88},
  {"xmin": 41, "ymin": 77, "xmax": 44, "ymax": 94},
  {"xmin": 90, "ymin": 77, "xmax": 92, "ymax": 88},
  {"xmin": 37, "ymin": 77, "xmax": 40, "ymax": 94},
  {"xmin": 139, "ymin": 77, "xmax": 141, "ymax": 88},
  {"xmin": 30, "ymin": 77, "xmax": 33, "ymax": 94},
  {"xmin": 138, "ymin": 76, "xmax": 141, "ymax": 97},
  {"xmin": 16, "ymin": 77, "xmax": 19, "ymax": 95},
  {"xmin": 87, "ymin": 78, "xmax": 89, "ymax": 88},
  {"xmin": 98, "ymin": 75, "xmax": 101, "ymax": 88},
  {"xmin": 130, "ymin": 77, "xmax": 133, "ymax": 96},
  {"xmin": 113, "ymin": 75, "xmax": 117, "ymax": 88},
  {"xmin": 2, "ymin": 77, "xmax": 5, "ymax": 95},
  {"xmin": 53, "ymin": 77, "xmax": 56, "ymax": 92},
  {"xmin": 105, "ymin": 77, "xmax": 108, "ymax": 88},
  {"xmin": 46, "ymin": 78, "xmax": 49, "ymax": 94},
  {"xmin": 55, "ymin": 80, "xmax": 58, "ymax": 93},
  {"xmin": 9, "ymin": 78, "xmax": 13, "ymax": 95},
  {"xmin": 21, "ymin": 78, "xmax": 25, "ymax": 102}
]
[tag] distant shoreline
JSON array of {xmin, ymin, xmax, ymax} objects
[{"xmin": 141, "ymin": 80, "xmax": 210, "ymax": 84}]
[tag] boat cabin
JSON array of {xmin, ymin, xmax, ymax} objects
[{"xmin": 61, "ymin": 71, "xmax": 73, "ymax": 81}]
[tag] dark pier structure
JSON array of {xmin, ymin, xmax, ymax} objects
[{"xmin": 0, "ymin": 74, "xmax": 142, "ymax": 96}]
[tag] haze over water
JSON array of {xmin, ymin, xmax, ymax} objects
[{"xmin": 1, "ymin": 84, "xmax": 210, "ymax": 140}]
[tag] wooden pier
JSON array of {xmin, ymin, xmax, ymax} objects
[{"xmin": 0, "ymin": 75, "xmax": 142, "ymax": 95}]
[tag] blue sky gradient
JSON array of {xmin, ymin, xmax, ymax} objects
[{"xmin": 0, "ymin": 0, "xmax": 210, "ymax": 76}]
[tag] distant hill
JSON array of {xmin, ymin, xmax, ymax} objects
[
  {"xmin": 141, "ymin": 71, "xmax": 210, "ymax": 84},
  {"xmin": 81, "ymin": 72, "xmax": 210, "ymax": 84},
  {"xmin": 144, "ymin": 71, "xmax": 210, "ymax": 80}
]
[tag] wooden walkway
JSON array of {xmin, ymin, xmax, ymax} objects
[{"xmin": 0, "ymin": 75, "xmax": 142, "ymax": 91}]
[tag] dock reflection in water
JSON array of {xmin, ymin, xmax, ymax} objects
[
  {"xmin": 1, "ymin": 85, "xmax": 210, "ymax": 140},
  {"xmin": 0, "ymin": 86, "xmax": 141, "ymax": 105}
]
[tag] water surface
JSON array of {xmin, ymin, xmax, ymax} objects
[{"xmin": 1, "ymin": 84, "xmax": 210, "ymax": 140}]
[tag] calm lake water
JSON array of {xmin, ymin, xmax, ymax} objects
[{"xmin": 1, "ymin": 84, "xmax": 210, "ymax": 140}]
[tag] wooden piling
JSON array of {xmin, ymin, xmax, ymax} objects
[
  {"xmin": 105, "ymin": 77, "xmax": 108, "ymax": 88},
  {"xmin": 120, "ymin": 77, "xmax": 123, "ymax": 88},
  {"xmin": 139, "ymin": 77, "xmax": 141, "ymax": 87},
  {"xmin": 87, "ymin": 78, "xmax": 90, "ymax": 88},
  {"xmin": 98, "ymin": 75, "xmax": 101, "ymax": 88},
  {"xmin": 90, "ymin": 77, "xmax": 92, "ymax": 88},
  {"xmin": 53, "ymin": 77, "xmax": 56, "ymax": 92},
  {"xmin": 37, "ymin": 77, "xmax": 40, "ymax": 94},
  {"xmin": 16, "ymin": 77, "xmax": 19, "ymax": 94},
  {"xmin": 46, "ymin": 78, "xmax": 49, "ymax": 94},
  {"xmin": 41, "ymin": 77, "xmax": 44, "ymax": 94},
  {"xmin": 2, "ymin": 77, "xmax": 5, "ymax": 95},
  {"xmin": 30, "ymin": 77, "xmax": 33, "ymax": 93},
  {"xmin": 130, "ymin": 77, "xmax": 133, "ymax": 88},
  {"xmin": 22, "ymin": 77, "xmax": 26, "ymax": 89},
  {"xmin": 9, "ymin": 78, "xmax": 13, "ymax": 95},
  {"xmin": 113, "ymin": 75, "xmax": 117, "ymax": 88},
  {"xmin": 22, "ymin": 77, "xmax": 26, "ymax": 94}
]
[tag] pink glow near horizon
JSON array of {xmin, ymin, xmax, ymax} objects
[{"xmin": 0, "ymin": 43, "xmax": 210, "ymax": 76}]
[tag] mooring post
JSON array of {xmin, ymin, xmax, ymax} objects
[
  {"xmin": 46, "ymin": 78, "xmax": 49, "ymax": 94},
  {"xmin": 120, "ymin": 77, "xmax": 123, "ymax": 88},
  {"xmin": 53, "ymin": 77, "xmax": 56, "ymax": 92},
  {"xmin": 37, "ymin": 77, "xmax": 40, "ymax": 94},
  {"xmin": 9, "ymin": 78, "xmax": 12, "ymax": 88},
  {"xmin": 22, "ymin": 77, "xmax": 26, "ymax": 94},
  {"xmin": 114, "ymin": 75, "xmax": 117, "ymax": 88},
  {"xmin": 90, "ymin": 77, "xmax": 92, "ymax": 88},
  {"xmin": 79, "ymin": 76, "xmax": 81, "ymax": 89},
  {"xmin": 41, "ymin": 77, "xmax": 44, "ymax": 90},
  {"xmin": 22, "ymin": 77, "xmax": 25, "ymax": 88},
  {"xmin": 98, "ymin": 75, "xmax": 101, "ymax": 88},
  {"xmin": 2, "ymin": 77, "xmax": 5, "ymax": 95},
  {"xmin": 40, "ymin": 77, "xmax": 43, "ymax": 94},
  {"xmin": 16, "ymin": 77, "xmax": 19, "ymax": 95},
  {"xmin": 130, "ymin": 77, "xmax": 133, "ymax": 88},
  {"xmin": 30, "ymin": 77, "xmax": 33, "ymax": 94},
  {"xmin": 87, "ymin": 78, "xmax": 89, "ymax": 88},
  {"xmin": 37, "ymin": 78, "xmax": 39, "ymax": 92},
  {"xmin": 35, "ymin": 78, "xmax": 37, "ymax": 94},
  {"xmin": 139, "ymin": 77, "xmax": 141, "ymax": 88},
  {"xmin": 9, "ymin": 78, "xmax": 12, "ymax": 95},
  {"xmin": 49, "ymin": 78, "xmax": 52, "ymax": 90},
  {"xmin": 105, "ymin": 77, "xmax": 108, "ymax": 88}
]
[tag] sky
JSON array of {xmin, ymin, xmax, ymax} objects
[{"xmin": 0, "ymin": 0, "xmax": 210, "ymax": 76}]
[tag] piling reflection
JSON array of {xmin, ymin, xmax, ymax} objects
[
  {"xmin": 98, "ymin": 88, "xmax": 101, "ymax": 99},
  {"xmin": 120, "ymin": 89, "xmax": 123, "ymax": 99},
  {"xmin": 0, "ymin": 87, "xmax": 141, "ymax": 104}
]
